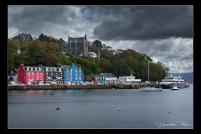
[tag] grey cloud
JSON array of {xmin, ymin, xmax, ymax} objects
[
  {"xmin": 8, "ymin": 5, "xmax": 77, "ymax": 35},
  {"xmin": 106, "ymin": 37, "xmax": 193, "ymax": 72},
  {"xmin": 86, "ymin": 5, "xmax": 193, "ymax": 40},
  {"xmin": 7, "ymin": 5, "xmax": 193, "ymax": 73}
]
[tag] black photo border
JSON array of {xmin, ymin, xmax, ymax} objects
[{"xmin": 1, "ymin": 0, "xmax": 200, "ymax": 134}]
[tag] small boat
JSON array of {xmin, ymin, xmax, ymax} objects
[
  {"xmin": 171, "ymin": 86, "xmax": 179, "ymax": 90},
  {"xmin": 140, "ymin": 87, "xmax": 162, "ymax": 92}
]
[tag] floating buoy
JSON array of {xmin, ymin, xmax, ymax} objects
[
  {"xmin": 168, "ymin": 112, "xmax": 171, "ymax": 114},
  {"xmin": 56, "ymin": 107, "xmax": 60, "ymax": 110},
  {"xmin": 50, "ymin": 93, "xmax": 54, "ymax": 95},
  {"xmin": 117, "ymin": 107, "xmax": 123, "ymax": 111}
]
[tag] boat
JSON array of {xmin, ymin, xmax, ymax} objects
[
  {"xmin": 160, "ymin": 74, "xmax": 188, "ymax": 89},
  {"xmin": 171, "ymin": 86, "xmax": 179, "ymax": 90},
  {"xmin": 139, "ymin": 87, "xmax": 162, "ymax": 92}
]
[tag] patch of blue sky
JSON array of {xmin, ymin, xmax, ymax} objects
[{"xmin": 80, "ymin": 8, "xmax": 94, "ymax": 22}]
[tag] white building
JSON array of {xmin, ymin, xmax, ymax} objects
[
  {"xmin": 118, "ymin": 75, "xmax": 141, "ymax": 85},
  {"xmin": 88, "ymin": 52, "xmax": 97, "ymax": 58},
  {"xmin": 105, "ymin": 77, "xmax": 118, "ymax": 85},
  {"xmin": 100, "ymin": 73, "xmax": 118, "ymax": 85}
]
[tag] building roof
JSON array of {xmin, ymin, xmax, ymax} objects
[
  {"xmin": 68, "ymin": 37, "xmax": 86, "ymax": 44},
  {"xmin": 60, "ymin": 65, "xmax": 70, "ymax": 68},
  {"xmin": 100, "ymin": 73, "xmax": 115, "ymax": 77}
]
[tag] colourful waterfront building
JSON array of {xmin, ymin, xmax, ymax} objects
[
  {"xmin": 62, "ymin": 63, "xmax": 84, "ymax": 84},
  {"xmin": 25, "ymin": 65, "xmax": 45, "ymax": 84},
  {"xmin": 98, "ymin": 74, "xmax": 105, "ymax": 85},
  {"xmin": 17, "ymin": 64, "xmax": 45, "ymax": 84},
  {"xmin": 61, "ymin": 65, "xmax": 70, "ymax": 84},
  {"xmin": 100, "ymin": 73, "xmax": 118, "ymax": 85},
  {"xmin": 17, "ymin": 64, "xmax": 26, "ymax": 84},
  {"xmin": 44, "ymin": 66, "xmax": 63, "ymax": 84},
  {"xmin": 16, "ymin": 63, "xmax": 84, "ymax": 85}
]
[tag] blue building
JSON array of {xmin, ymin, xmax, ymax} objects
[
  {"xmin": 62, "ymin": 63, "xmax": 84, "ymax": 84},
  {"xmin": 98, "ymin": 74, "xmax": 105, "ymax": 85}
]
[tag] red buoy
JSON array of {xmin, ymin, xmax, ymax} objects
[{"xmin": 56, "ymin": 107, "xmax": 60, "ymax": 110}]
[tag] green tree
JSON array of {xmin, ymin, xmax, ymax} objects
[
  {"xmin": 111, "ymin": 58, "xmax": 131, "ymax": 76},
  {"xmin": 97, "ymin": 58, "xmax": 112, "ymax": 73}
]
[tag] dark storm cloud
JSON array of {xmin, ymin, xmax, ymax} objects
[
  {"xmin": 84, "ymin": 5, "xmax": 193, "ymax": 40},
  {"xmin": 8, "ymin": 5, "xmax": 76, "ymax": 34}
]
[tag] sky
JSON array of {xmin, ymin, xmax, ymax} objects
[{"xmin": 8, "ymin": 5, "xmax": 193, "ymax": 73}]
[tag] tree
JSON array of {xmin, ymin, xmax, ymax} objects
[
  {"xmin": 97, "ymin": 58, "xmax": 112, "ymax": 73},
  {"xmin": 93, "ymin": 40, "xmax": 103, "ymax": 59},
  {"xmin": 8, "ymin": 40, "xmax": 20, "ymax": 72},
  {"xmin": 111, "ymin": 58, "xmax": 131, "ymax": 76},
  {"xmin": 7, "ymin": 34, "xmax": 167, "ymax": 81},
  {"xmin": 12, "ymin": 33, "xmax": 33, "ymax": 42}
]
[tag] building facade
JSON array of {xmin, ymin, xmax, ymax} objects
[
  {"xmin": 17, "ymin": 64, "xmax": 26, "ymax": 84},
  {"xmin": 98, "ymin": 75, "xmax": 105, "ymax": 85},
  {"xmin": 24, "ymin": 65, "xmax": 45, "ymax": 84},
  {"xmin": 118, "ymin": 75, "xmax": 141, "ymax": 85},
  {"xmin": 67, "ymin": 34, "xmax": 88, "ymax": 56},
  {"xmin": 17, "ymin": 64, "xmax": 45, "ymax": 84},
  {"xmin": 44, "ymin": 66, "xmax": 63, "ymax": 84},
  {"xmin": 62, "ymin": 64, "xmax": 84, "ymax": 84},
  {"xmin": 100, "ymin": 73, "xmax": 118, "ymax": 85},
  {"xmin": 16, "ymin": 63, "xmax": 84, "ymax": 85}
]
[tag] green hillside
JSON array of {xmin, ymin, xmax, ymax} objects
[{"xmin": 8, "ymin": 33, "xmax": 168, "ymax": 81}]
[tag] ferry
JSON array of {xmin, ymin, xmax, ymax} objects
[{"xmin": 160, "ymin": 74, "xmax": 189, "ymax": 89}]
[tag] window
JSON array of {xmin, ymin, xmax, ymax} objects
[{"xmin": 40, "ymin": 73, "xmax": 42, "ymax": 80}]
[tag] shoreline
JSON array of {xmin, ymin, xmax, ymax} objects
[{"xmin": 7, "ymin": 84, "xmax": 142, "ymax": 90}]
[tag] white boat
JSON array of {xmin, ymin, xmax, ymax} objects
[
  {"xmin": 171, "ymin": 86, "xmax": 179, "ymax": 90},
  {"xmin": 160, "ymin": 74, "xmax": 188, "ymax": 89},
  {"xmin": 140, "ymin": 87, "xmax": 162, "ymax": 92}
]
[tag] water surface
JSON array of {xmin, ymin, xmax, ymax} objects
[{"xmin": 8, "ymin": 86, "xmax": 193, "ymax": 128}]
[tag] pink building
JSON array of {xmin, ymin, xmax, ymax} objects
[{"xmin": 17, "ymin": 64, "xmax": 45, "ymax": 84}]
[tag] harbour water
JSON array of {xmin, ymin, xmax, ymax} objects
[{"xmin": 8, "ymin": 85, "xmax": 193, "ymax": 128}]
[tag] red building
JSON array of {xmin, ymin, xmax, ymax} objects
[
  {"xmin": 17, "ymin": 64, "xmax": 26, "ymax": 84},
  {"xmin": 17, "ymin": 64, "xmax": 45, "ymax": 84}
]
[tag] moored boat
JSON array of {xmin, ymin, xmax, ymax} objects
[
  {"xmin": 171, "ymin": 86, "xmax": 179, "ymax": 90},
  {"xmin": 139, "ymin": 87, "xmax": 162, "ymax": 92},
  {"xmin": 160, "ymin": 74, "xmax": 188, "ymax": 89}
]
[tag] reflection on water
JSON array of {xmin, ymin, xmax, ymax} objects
[{"xmin": 8, "ymin": 86, "xmax": 193, "ymax": 128}]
